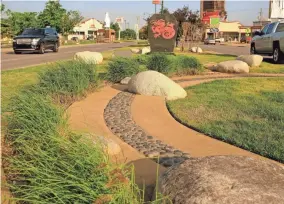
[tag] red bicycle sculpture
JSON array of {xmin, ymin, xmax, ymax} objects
[{"xmin": 151, "ymin": 19, "xmax": 176, "ymax": 39}]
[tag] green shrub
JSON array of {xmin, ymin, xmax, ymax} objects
[
  {"xmin": 38, "ymin": 60, "xmax": 99, "ymax": 102},
  {"xmin": 147, "ymin": 53, "xmax": 174, "ymax": 74},
  {"xmin": 174, "ymin": 55, "xmax": 203, "ymax": 75},
  {"xmin": 107, "ymin": 57, "xmax": 142, "ymax": 83},
  {"xmin": 133, "ymin": 55, "xmax": 149, "ymax": 65}
]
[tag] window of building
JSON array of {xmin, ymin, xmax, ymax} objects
[{"xmin": 276, "ymin": 23, "xmax": 284, "ymax": 32}]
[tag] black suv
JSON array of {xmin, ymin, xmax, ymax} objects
[{"xmin": 13, "ymin": 28, "xmax": 59, "ymax": 54}]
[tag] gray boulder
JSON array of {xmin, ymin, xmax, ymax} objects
[
  {"xmin": 74, "ymin": 51, "xmax": 103, "ymax": 64},
  {"xmin": 216, "ymin": 60, "xmax": 249, "ymax": 73},
  {"xmin": 236, "ymin": 54, "xmax": 263, "ymax": 67},
  {"xmin": 191, "ymin": 47, "xmax": 202, "ymax": 53},
  {"xmin": 128, "ymin": 71, "xmax": 187, "ymax": 100},
  {"xmin": 141, "ymin": 46, "xmax": 151, "ymax": 55},
  {"xmin": 120, "ymin": 77, "xmax": 132, "ymax": 85},
  {"xmin": 191, "ymin": 47, "xmax": 197, "ymax": 53},
  {"xmin": 157, "ymin": 156, "xmax": 284, "ymax": 204},
  {"xmin": 131, "ymin": 48, "xmax": 141, "ymax": 54}
]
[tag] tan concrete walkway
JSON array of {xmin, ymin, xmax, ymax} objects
[{"xmin": 67, "ymin": 86, "xmax": 166, "ymax": 201}]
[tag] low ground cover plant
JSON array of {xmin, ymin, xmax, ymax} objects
[
  {"xmin": 167, "ymin": 78, "xmax": 284, "ymax": 163},
  {"xmin": 3, "ymin": 60, "xmax": 143, "ymax": 203}
]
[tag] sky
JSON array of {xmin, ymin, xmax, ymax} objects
[{"xmin": 2, "ymin": 1, "xmax": 270, "ymax": 29}]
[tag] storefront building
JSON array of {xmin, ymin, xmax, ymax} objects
[
  {"xmin": 205, "ymin": 21, "xmax": 255, "ymax": 42},
  {"xmin": 68, "ymin": 18, "xmax": 103, "ymax": 40}
]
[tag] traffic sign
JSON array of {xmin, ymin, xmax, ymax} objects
[{"xmin": 210, "ymin": 28, "xmax": 219, "ymax": 33}]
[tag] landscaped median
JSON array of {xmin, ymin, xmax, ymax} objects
[
  {"xmin": 2, "ymin": 60, "xmax": 145, "ymax": 203},
  {"xmin": 2, "ymin": 44, "xmax": 284, "ymax": 203}
]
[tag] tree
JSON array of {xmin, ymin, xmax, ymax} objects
[
  {"xmin": 1, "ymin": 3, "xmax": 5, "ymax": 13},
  {"xmin": 120, "ymin": 29, "xmax": 136, "ymax": 40},
  {"xmin": 38, "ymin": 0, "xmax": 66, "ymax": 33},
  {"xmin": 173, "ymin": 6, "xmax": 203, "ymax": 47},
  {"xmin": 110, "ymin": 22, "xmax": 120, "ymax": 38},
  {"xmin": 4, "ymin": 11, "xmax": 39, "ymax": 36},
  {"xmin": 139, "ymin": 25, "xmax": 148, "ymax": 40},
  {"xmin": 61, "ymin": 11, "xmax": 83, "ymax": 37}
]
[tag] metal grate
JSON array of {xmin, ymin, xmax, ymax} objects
[{"xmin": 17, "ymin": 39, "xmax": 32, "ymax": 44}]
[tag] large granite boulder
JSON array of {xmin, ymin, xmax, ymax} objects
[
  {"xmin": 128, "ymin": 70, "xmax": 187, "ymax": 100},
  {"xmin": 216, "ymin": 60, "xmax": 249, "ymax": 73},
  {"xmin": 236, "ymin": 54, "xmax": 263, "ymax": 67},
  {"xmin": 148, "ymin": 13, "xmax": 178, "ymax": 53},
  {"xmin": 120, "ymin": 77, "xmax": 132, "ymax": 85},
  {"xmin": 141, "ymin": 46, "xmax": 151, "ymax": 55},
  {"xmin": 156, "ymin": 156, "xmax": 284, "ymax": 204},
  {"xmin": 74, "ymin": 51, "xmax": 103, "ymax": 64}
]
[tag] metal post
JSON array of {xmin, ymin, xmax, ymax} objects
[
  {"xmin": 155, "ymin": 4, "xmax": 157, "ymax": 14},
  {"xmin": 118, "ymin": 25, "xmax": 121, "ymax": 41},
  {"xmin": 161, "ymin": 0, "xmax": 164, "ymax": 14}
]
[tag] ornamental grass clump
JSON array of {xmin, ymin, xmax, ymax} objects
[
  {"xmin": 174, "ymin": 55, "xmax": 203, "ymax": 75},
  {"xmin": 3, "ymin": 60, "xmax": 144, "ymax": 203},
  {"xmin": 107, "ymin": 57, "xmax": 143, "ymax": 83}
]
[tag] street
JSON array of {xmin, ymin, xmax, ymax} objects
[
  {"xmin": 1, "ymin": 42, "xmax": 134, "ymax": 70},
  {"xmin": 199, "ymin": 44, "xmax": 250, "ymax": 56}
]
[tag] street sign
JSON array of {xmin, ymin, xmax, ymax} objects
[
  {"xmin": 152, "ymin": 0, "xmax": 161, "ymax": 4},
  {"xmin": 210, "ymin": 28, "xmax": 219, "ymax": 33},
  {"xmin": 210, "ymin": 17, "xmax": 220, "ymax": 28},
  {"xmin": 115, "ymin": 17, "xmax": 124, "ymax": 24}
]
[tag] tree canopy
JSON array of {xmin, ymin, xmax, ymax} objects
[
  {"xmin": 120, "ymin": 29, "xmax": 136, "ymax": 40},
  {"xmin": 1, "ymin": 1, "xmax": 83, "ymax": 37},
  {"xmin": 38, "ymin": 1, "xmax": 66, "ymax": 33}
]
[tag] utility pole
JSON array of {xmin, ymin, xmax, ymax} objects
[
  {"xmin": 258, "ymin": 8, "xmax": 263, "ymax": 21},
  {"xmin": 124, "ymin": 20, "xmax": 127, "ymax": 30},
  {"xmin": 136, "ymin": 16, "xmax": 140, "ymax": 41},
  {"xmin": 161, "ymin": 0, "xmax": 164, "ymax": 14}
]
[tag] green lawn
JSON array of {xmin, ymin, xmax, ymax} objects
[
  {"xmin": 176, "ymin": 52, "xmax": 284, "ymax": 74},
  {"xmin": 167, "ymin": 78, "xmax": 284, "ymax": 162}
]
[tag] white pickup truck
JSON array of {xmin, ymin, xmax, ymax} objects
[{"xmin": 251, "ymin": 21, "xmax": 284, "ymax": 63}]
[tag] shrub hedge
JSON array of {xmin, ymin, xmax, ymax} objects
[
  {"xmin": 3, "ymin": 60, "xmax": 143, "ymax": 203},
  {"xmin": 107, "ymin": 53, "xmax": 203, "ymax": 82},
  {"xmin": 146, "ymin": 53, "xmax": 174, "ymax": 74},
  {"xmin": 107, "ymin": 57, "xmax": 144, "ymax": 83},
  {"xmin": 174, "ymin": 55, "xmax": 203, "ymax": 75}
]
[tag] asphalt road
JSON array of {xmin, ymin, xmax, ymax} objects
[
  {"xmin": 199, "ymin": 44, "xmax": 250, "ymax": 56},
  {"xmin": 1, "ymin": 42, "xmax": 134, "ymax": 71}
]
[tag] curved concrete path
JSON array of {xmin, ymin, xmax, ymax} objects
[
  {"xmin": 132, "ymin": 73, "xmax": 284, "ymax": 164},
  {"xmin": 67, "ymin": 85, "xmax": 166, "ymax": 201}
]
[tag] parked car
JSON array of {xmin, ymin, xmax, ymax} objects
[
  {"xmin": 240, "ymin": 36, "xmax": 251, "ymax": 43},
  {"xmin": 86, "ymin": 35, "xmax": 94, "ymax": 40},
  {"xmin": 71, "ymin": 37, "xmax": 79, "ymax": 42},
  {"xmin": 240, "ymin": 36, "xmax": 247, "ymax": 43},
  {"xmin": 251, "ymin": 21, "xmax": 284, "ymax": 63},
  {"xmin": 215, "ymin": 38, "xmax": 225, "ymax": 43},
  {"xmin": 13, "ymin": 27, "xmax": 59, "ymax": 54},
  {"xmin": 204, "ymin": 38, "xmax": 216, "ymax": 45}
]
